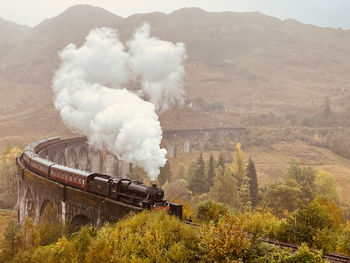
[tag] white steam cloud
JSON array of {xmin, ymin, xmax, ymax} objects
[{"xmin": 52, "ymin": 25, "xmax": 186, "ymax": 180}]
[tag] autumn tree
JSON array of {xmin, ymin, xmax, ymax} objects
[
  {"xmin": 285, "ymin": 159, "xmax": 316, "ymax": 204},
  {"xmin": 175, "ymin": 162, "xmax": 186, "ymax": 181},
  {"xmin": 315, "ymin": 170, "xmax": 341, "ymax": 204},
  {"xmin": 0, "ymin": 220, "xmax": 19, "ymax": 261},
  {"xmin": 217, "ymin": 152, "xmax": 226, "ymax": 171},
  {"xmin": 158, "ymin": 160, "xmax": 171, "ymax": 186},
  {"xmin": 232, "ymin": 143, "xmax": 246, "ymax": 186},
  {"xmin": 232, "ymin": 143, "xmax": 251, "ymax": 211},
  {"xmin": 246, "ymin": 157, "xmax": 259, "ymax": 207},
  {"xmin": 189, "ymin": 153, "xmax": 209, "ymax": 195},
  {"xmin": 184, "ymin": 161, "xmax": 196, "ymax": 184},
  {"xmin": 207, "ymin": 153, "xmax": 215, "ymax": 187},
  {"xmin": 163, "ymin": 179, "xmax": 192, "ymax": 201},
  {"xmin": 283, "ymin": 199, "xmax": 335, "ymax": 245},
  {"xmin": 209, "ymin": 166, "xmax": 238, "ymax": 208},
  {"xmin": 264, "ymin": 178, "xmax": 301, "ymax": 216},
  {"xmin": 0, "ymin": 145, "xmax": 22, "ymax": 208}
]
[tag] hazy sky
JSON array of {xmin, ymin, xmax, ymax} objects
[{"xmin": 1, "ymin": 0, "xmax": 350, "ymax": 29}]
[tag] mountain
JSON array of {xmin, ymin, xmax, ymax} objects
[
  {"xmin": 0, "ymin": 5, "xmax": 350, "ymax": 139},
  {"xmin": 0, "ymin": 17, "xmax": 30, "ymax": 59},
  {"xmin": 0, "ymin": 5, "xmax": 122, "ymax": 83}
]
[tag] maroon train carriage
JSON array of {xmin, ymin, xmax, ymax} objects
[
  {"xmin": 50, "ymin": 165, "xmax": 89, "ymax": 190},
  {"xmin": 21, "ymin": 151, "xmax": 35, "ymax": 167},
  {"xmin": 28, "ymin": 156, "xmax": 53, "ymax": 178}
]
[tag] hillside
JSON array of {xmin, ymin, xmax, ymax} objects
[
  {"xmin": 0, "ymin": 6, "xmax": 349, "ymax": 165},
  {"xmin": 0, "ymin": 17, "xmax": 29, "ymax": 59},
  {"xmin": 0, "ymin": 6, "xmax": 349, "ymax": 135},
  {"xmin": 169, "ymin": 142, "xmax": 350, "ymax": 205}
]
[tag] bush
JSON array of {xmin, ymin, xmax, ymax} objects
[
  {"xmin": 196, "ymin": 200, "xmax": 229, "ymax": 224},
  {"xmin": 198, "ymin": 215, "xmax": 251, "ymax": 263},
  {"xmin": 86, "ymin": 211, "xmax": 199, "ymax": 262},
  {"xmin": 284, "ymin": 244, "xmax": 325, "ymax": 263}
]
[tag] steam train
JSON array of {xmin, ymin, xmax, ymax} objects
[{"xmin": 19, "ymin": 137, "xmax": 182, "ymax": 218}]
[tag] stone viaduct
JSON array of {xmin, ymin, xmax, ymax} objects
[
  {"xmin": 17, "ymin": 127, "xmax": 244, "ymax": 228},
  {"xmin": 17, "ymin": 137, "xmax": 141, "ymax": 228},
  {"xmin": 163, "ymin": 127, "xmax": 245, "ymax": 157}
]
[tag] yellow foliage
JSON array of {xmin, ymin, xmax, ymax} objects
[
  {"xmin": 237, "ymin": 211, "xmax": 285, "ymax": 239},
  {"xmin": 86, "ymin": 211, "xmax": 199, "ymax": 263},
  {"xmin": 198, "ymin": 214, "xmax": 251, "ymax": 262}
]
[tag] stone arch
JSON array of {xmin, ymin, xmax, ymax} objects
[
  {"xmin": 40, "ymin": 200, "xmax": 60, "ymax": 224},
  {"xmin": 78, "ymin": 147, "xmax": 89, "ymax": 171},
  {"xmin": 69, "ymin": 214, "xmax": 92, "ymax": 233},
  {"xmin": 24, "ymin": 188, "xmax": 35, "ymax": 219},
  {"xmin": 67, "ymin": 148, "xmax": 77, "ymax": 168},
  {"xmin": 48, "ymin": 152, "xmax": 55, "ymax": 162},
  {"xmin": 57, "ymin": 151, "xmax": 66, "ymax": 166},
  {"xmin": 221, "ymin": 131, "xmax": 237, "ymax": 151}
]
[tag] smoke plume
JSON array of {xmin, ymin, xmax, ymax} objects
[{"xmin": 52, "ymin": 25, "xmax": 186, "ymax": 180}]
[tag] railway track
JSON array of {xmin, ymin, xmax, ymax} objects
[
  {"xmin": 184, "ymin": 221, "xmax": 350, "ymax": 262},
  {"xmin": 264, "ymin": 238, "xmax": 350, "ymax": 263}
]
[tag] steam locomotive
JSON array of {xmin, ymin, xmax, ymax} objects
[{"xmin": 19, "ymin": 137, "xmax": 182, "ymax": 218}]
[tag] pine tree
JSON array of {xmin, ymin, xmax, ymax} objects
[
  {"xmin": 207, "ymin": 153, "xmax": 215, "ymax": 187},
  {"xmin": 189, "ymin": 153, "xmax": 209, "ymax": 195},
  {"xmin": 246, "ymin": 157, "xmax": 259, "ymax": 207},
  {"xmin": 158, "ymin": 160, "xmax": 171, "ymax": 186},
  {"xmin": 217, "ymin": 152, "xmax": 225, "ymax": 171}
]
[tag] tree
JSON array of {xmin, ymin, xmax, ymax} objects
[
  {"xmin": 0, "ymin": 220, "xmax": 19, "ymax": 261},
  {"xmin": 175, "ymin": 162, "xmax": 186, "ymax": 181},
  {"xmin": 232, "ymin": 143, "xmax": 251, "ymax": 211},
  {"xmin": 246, "ymin": 157, "xmax": 259, "ymax": 207},
  {"xmin": 0, "ymin": 146, "xmax": 22, "ymax": 203},
  {"xmin": 158, "ymin": 160, "xmax": 171, "ymax": 186},
  {"xmin": 285, "ymin": 159, "xmax": 316, "ymax": 204},
  {"xmin": 207, "ymin": 153, "xmax": 215, "ymax": 187},
  {"xmin": 217, "ymin": 152, "xmax": 226, "ymax": 171},
  {"xmin": 283, "ymin": 199, "xmax": 335, "ymax": 245},
  {"xmin": 16, "ymin": 218, "xmax": 41, "ymax": 251},
  {"xmin": 189, "ymin": 153, "xmax": 209, "ymax": 195},
  {"xmin": 184, "ymin": 161, "xmax": 196, "ymax": 184},
  {"xmin": 162, "ymin": 179, "xmax": 192, "ymax": 201},
  {"xmin": 315, "ymin": 171, "xmax": 341, "ymax": 204},
  {"xmin": 232, "ymin": 143, "xmax": 246, "ymax": 186},
  {"xmin": 264, "ymin": 178, "xmax": 302, "ymax": 216},
  {"xmin": 209, "ymin": 166, "xmax": 239, "ymax": 209}
]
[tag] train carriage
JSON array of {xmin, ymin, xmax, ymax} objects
[
  {"xmin": 29, "ymin": 156, "xmax": 53, "ymax": 178},
  {"xmin": 49, "ymin": 165, "xmax": 90, "ymax": 190}
]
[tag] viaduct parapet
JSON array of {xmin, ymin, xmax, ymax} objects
[{"xmin": 163, "ymin": 127, "xmax": 245, "ymax": 157}]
